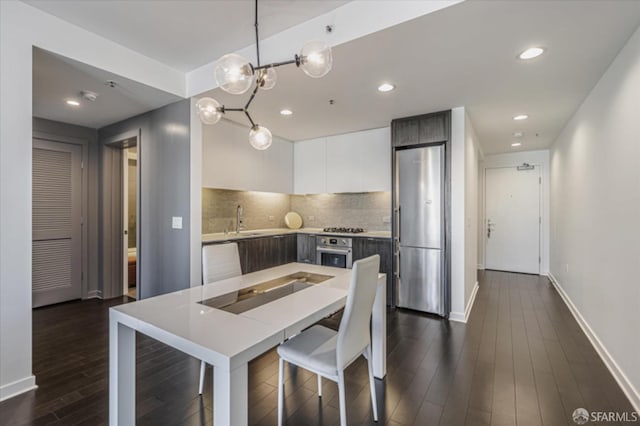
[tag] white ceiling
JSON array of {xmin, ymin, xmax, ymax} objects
[
  {"xmin": 28, "ymin": 1, "xmax": 640, "ymax": 153},
  {"xmin": 24, "ymin": 0, "xmax": 348, "ymax": 72},
  {"xmin": 33, "ymin": 48, "xmax": 181, "ymax": 128},
  {"xmin": 201, "ymin": 0, "xmax": 640, "ymax": 154}
]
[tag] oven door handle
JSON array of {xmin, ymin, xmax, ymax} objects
[{"xmin": 316, "ymin": 247, "xmax": 351, "ymax": 255}]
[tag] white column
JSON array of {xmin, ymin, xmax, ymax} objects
[
  {"xmin": 371, "ymin": 275, "xmax": 387, "ymax": 379},
  {"xmin": 109, "ymin": 315, "xmax": 136, "ymax": 426},
  {"xmin": 214, "ymin": 363, "xmax": 248, "ymax": 426}
]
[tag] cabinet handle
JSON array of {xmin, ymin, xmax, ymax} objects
[{"xmin": 273, "ymin": 235, "xmax": 284, "ymax": 239}]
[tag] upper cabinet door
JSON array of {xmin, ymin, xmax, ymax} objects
[
  {"xmin": 295, "ymin": 128, "xmax": 390, "ymax": 194},
  {"xmin": 326, "ymin": 133, "xmax": 362, "ymax": 193},
  {"xmin": 361, "ymin": 128, "xmax": 391, "ymax": 192},
  {"xmin": 293, "ymin": 138, "xmax": 326, "ymax": 194}
]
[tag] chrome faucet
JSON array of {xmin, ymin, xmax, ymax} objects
[{"xmin": 236, "ymin": 205, "xmax": 244, "ymax": 233}]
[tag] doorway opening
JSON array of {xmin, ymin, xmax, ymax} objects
[
  {"xmin": 103, "ymin": 130, "xmax": 141, "ymax": 299},
  {"xmin": 124, "ymin": 146, "xmax": 138, "ymax": 299}
]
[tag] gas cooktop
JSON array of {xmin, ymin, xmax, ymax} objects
[{"xmin": 322, "ymin": 227, "xmax": 366, "ymax": 234}]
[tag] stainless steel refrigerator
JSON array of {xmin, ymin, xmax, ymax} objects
[{"xmin": 395, "ymin": 144, "xmax": 446, "ymax": 316}]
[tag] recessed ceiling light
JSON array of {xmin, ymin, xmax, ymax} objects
[
  {"xmin": 513, "ymin": 131, "xmax": 524, "ymax": 137},
  {"xmin": 65, "ymin": 99, "xmax": 80, "ymax": 107},
  {"xmin": 377, "ymin": 83, "xmax": 395, "ymax": 92},
  {"xmin": 513, "ymin": 114, "xmax": 528, "ymax": 121},
  {"xmin": 518, "ymin": 47, "xmax": 545, "ymax": 60},
  {"xmin": 280, "ymin": 109, "xmax": 293, "ymax": 116},
  {"xmin": 511, "ymin": 142, "xmax": 522, "ymax": 147}
]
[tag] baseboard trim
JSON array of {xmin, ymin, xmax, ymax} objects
[
  {"xmin": 450, "ymin": 281, "xmax": 480, "ymax": 323},
  {"xmin": 0, "ymin": 375, "xmax": 37, "ymax": 402},
  {"xmin": 86, "ymin": 290, "xmax": 102, "ymax": 299},
  {"xmin": 548, "ymin": 272, "xmax": 640, "ymax": 413}
]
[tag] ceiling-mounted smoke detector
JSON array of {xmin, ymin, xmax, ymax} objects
[{"xmin": 81, "ymin": 90, "xmax": 98, "ymax": 102}]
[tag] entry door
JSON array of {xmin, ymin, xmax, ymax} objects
[
  {"xmin": 485, "ymin": 166, "xmax": 540, "ymax": 274},
  {"xmin": 32, "ymin": 139, "xmax": 83, "ymax": 307}
]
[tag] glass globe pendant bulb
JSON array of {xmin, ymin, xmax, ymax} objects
[
  {"xmin": 299, "ymin": 40, "xmax": 332, "ymax": 78},
  {"xmin": 257, "ymin": 67, "xmax": 277, "ymax": 90},
  {"xmin": 195, "ymin": 97, "xmax": 222, "ymax": 125},
  {"xmin": 214, "ymin": 53, "xmax": 254, "ymax": 94},
  {"xmin": 248, "ymin": 125, "xmax": 272, "ymax": 150}
]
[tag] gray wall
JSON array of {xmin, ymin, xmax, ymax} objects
[
  {"xmin": 99, "ymin": 99, "xmax": 191, "ymax": 299},
  {"xmin": 32, "ymin": 117, "xmax": 100, "ymax": 297}
]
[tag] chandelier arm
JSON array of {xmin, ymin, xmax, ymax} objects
[
  {"xmin": 244, "ymin": 84, "xmax": 260, "ymax": 110},
  {"xmin": 253, "ymin": 58, "xmax": 297, "ymax": 71},
  {"xmin": 254, "ymin": 0, "xmax": 260, "ymax": 67},
  {"xmin": 223, "ymin": 108, "xmax": 244, "ymax": 112},
  {"xmin": 244, "ymin": 110, "xmax": 256, "ymax": 128}
]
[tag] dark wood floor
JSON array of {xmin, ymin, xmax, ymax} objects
[{"xmin": 1, "ymin": 271, "xmax": 637, "ymax": 425}]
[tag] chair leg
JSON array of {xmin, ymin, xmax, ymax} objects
[
  {"xmin": 366, "ymin": 346, "xmax": 378, "ymax": 422},
  {"xmin": 338, "ymin": 370, "xmax": 347, "ymax": 426},
  {"xmin": 198, "ymin": 360, "xmax": 206, "ymax": 395},
  {"xmin": 278, "ymin": 358, "xmax": 285, "ymax": 426},
  {"xmin": 317, "ymin": 375, "xmax": 322, "ymax": 398}
]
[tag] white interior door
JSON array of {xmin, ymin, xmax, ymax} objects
[
  {"xmin": 32, "ymin": 139, "xmax": 83, "ymax": 307},
  {"xmin": 485, "ymin": 166, "xmax": 540, "ymax": 274}
]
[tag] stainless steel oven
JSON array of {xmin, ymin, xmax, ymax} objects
[{"xmin": 316, "ymin": 237, "xmax": 353, "ymax": 269}]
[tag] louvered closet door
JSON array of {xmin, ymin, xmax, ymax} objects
[{"xmin": 32, "ymin": 139, "xmax": 83, "ymax": 307}]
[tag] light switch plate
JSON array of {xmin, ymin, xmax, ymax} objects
[{"xmin": 172, "ymin": 216, "xmax": 183, "ymax": 229}]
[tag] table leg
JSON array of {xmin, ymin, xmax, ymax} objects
[
  {"xmin": 109, "ymin": 316, "xmax": 135, "ymax": 426},
  {"xmin": 214, "ymin": 363, "xmax": 248, "ymax": 426},
  {"xmin": 372, "ymin": 275, "xmax": 387, "ymax": 379}
]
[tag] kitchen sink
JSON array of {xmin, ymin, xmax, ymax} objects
[{"xmin": 199, "ymin": 271, "xmax": 334, "ymax": 314}]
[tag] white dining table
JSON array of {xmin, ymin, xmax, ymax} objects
[{"xmin": 109, "ymin": 262, "xmax": 387, "ymax": 426}]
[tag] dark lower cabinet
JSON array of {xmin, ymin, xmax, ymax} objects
[
  {"xmin": 224, "ymin": 234, "xmax": 297, "ymax": 274},
  {"xmin": 296, "ymin": 233, "xmax": 316, "ymax": 264},
  {"xmin": 352, "ymin": 237, "xmax": 393, "ymax": 306}
]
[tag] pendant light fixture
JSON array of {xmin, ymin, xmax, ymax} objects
[{"xmin": 196, "ymin": 0, "xmax": 333, "ymax": 150}]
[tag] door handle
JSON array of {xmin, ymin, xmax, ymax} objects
[{"xmin": 487, "ymin": 219, "xmax": 495, "ymax": 239}]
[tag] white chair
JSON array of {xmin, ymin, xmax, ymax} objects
[
  {"xmin": 277, "ymin": 255, "xmax": 380, "ymax": 426},
  {"xmin": 199, "ymin": 242, "xmax": 242, "ymax": 395}
]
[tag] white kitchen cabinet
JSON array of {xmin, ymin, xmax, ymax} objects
[
  {"xmin": 202, "ymin": 120, "xmax": 293, "ymax": 193},
  {"xmin": 293, "ymin": 137, "xmax": 326, "ymax": 194},
  {"xmin": 296, "ymin": 127, "xmax": 390, "ymax": 194},
  {"xmin": 361, "ymin": 127, "xmax": 391, "ymax": 192},
  {"xmin": 326, "ymin": 132, "xmax": 363, "ymax": 193}
]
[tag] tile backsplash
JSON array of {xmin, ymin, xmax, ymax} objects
[
  {"xmin": 202, "ymin": 188, "xmax": 392, "ymax": 233},
  {"xmin": 290, "ymin": 192, "xmax": 391, "ymax": 231},
  {"xmin": 202, "ymin": 189, "xmax": 290, "ymax": 233}
]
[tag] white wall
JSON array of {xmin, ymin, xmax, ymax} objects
[
  {"xmin": 464, "ymin": 112, "xmax": 481, "ymax": 312},
  {"xmin": 0, "ymin": 1, "xmax": 186, "ymax": 401},
  {"xmin": 450, "ymin": 107, "xmax": 480, "ymax": 322},
  {"xmin": 480, "ymin": 150, "xmax": 550, "ymax": 274},
  {"xmin": 549, "ymin": 26, "xmax": 640, "ymax": 411}
]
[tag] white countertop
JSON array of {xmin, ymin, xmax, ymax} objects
[{"xmin": 202, "ymin": 228, "xmax": 391, "ymax": 243}]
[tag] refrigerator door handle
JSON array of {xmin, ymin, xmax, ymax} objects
[{"xmin": 397, "ymin": 205, "xmax": 401, "ymax": 243}]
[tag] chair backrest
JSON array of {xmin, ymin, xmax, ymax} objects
[
  {"xmin": 336, "ymin": 254, "xmax": 380, "ymax": 369},
  {"xmin": 202, "ymin": 242, "xmax": 242, "ymax": 284}
]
